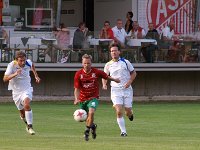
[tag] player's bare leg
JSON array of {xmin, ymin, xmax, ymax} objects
[
  {"xmin": 88, "ymin": 108, "xmax": 97, "ymax": 139},
  {"xmin": 125, "ymin": 107, "xmax": 134, "ymax": 121},
  {"xmin": 114, "ymin": 104, "xmax": 127, "ymax": 137},
  {"xmin": 24, "ymin": 98, "xmax": 35, "ymax": 135},
  {"xmin": 84, "ymin": 108, "xmax": 96, "ymax": 141},
  {"xmin": 19, "ymin": 109, "xmax": 28, "ymax": 125}
]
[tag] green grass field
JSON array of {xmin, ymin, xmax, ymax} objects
[{"xmin": 0, "ymin": 101, "xmax": 200, "ymax": 150}]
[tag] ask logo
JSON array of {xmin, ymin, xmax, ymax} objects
[{"xmin": 147, "ymin": 0, "xmax": 194, "ymax": 34}]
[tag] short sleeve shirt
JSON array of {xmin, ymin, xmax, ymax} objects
[
  {"xmin": 74, "ymin": 68, "xmax": 108, "ymax": 102},
  {"xmin": 104, "ymin": 58, "xmax": 134, "ymax": 88},
  {"xmin": 162, "ymin": 26, "xmax": 174, "ymax": 39},
  {"xmin": 112, "ymin": 26, "xmax": 127, "ymax": 44},
  {"xmin": 4, "ymin": 59, "xmax": 32, "ymax": 93}
]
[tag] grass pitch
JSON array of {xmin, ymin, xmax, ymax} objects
[{"xmin": 0, "ymin": 101, "xmax": 200, "ymax": 150}]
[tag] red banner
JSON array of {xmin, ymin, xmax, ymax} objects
[{"xmin": 146, "ymin": 0, "xmax": 195, "ymax": 34}]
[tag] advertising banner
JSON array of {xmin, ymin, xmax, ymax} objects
[{"xmin": 138, "ymin": 0, "xmax": 195, "ymax": 34}]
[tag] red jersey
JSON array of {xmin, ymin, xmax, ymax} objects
[{"xmin": 74, "ymin": 68, "xmax": 108, "ymax": 102}]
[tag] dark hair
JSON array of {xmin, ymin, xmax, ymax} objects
[
  {"xmin": 59, "ymin": 23, "xmax": 65, "ymax": 29},
  {"xmin": 127, "ymin": 11, "xmax": 133, "ymax": 18},
  {"xmin": 15, "ymin": 51, "xmax": 26, "ymax": 60},
  {"xmin": 52, "ymin": 26, "xmax": 58, "ymax": 31},
  {"xmin": 78, "ymin": 22, "xmax": 85, "ymax": 28},
  {"xmin": 110, "ymin": 43, "xmax": 121, "ymax": 51},
  {"xmin": 104, "ymin": 21, "xmax": 110, "ymax": 25}
]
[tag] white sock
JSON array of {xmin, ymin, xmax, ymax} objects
[
  {"xmin": 117, "ymin": 117, "xmax": 126, "ymax": 133},
  {"xmin": 25, "ymin": 110, "xmax": 33, "ymax": 125}
]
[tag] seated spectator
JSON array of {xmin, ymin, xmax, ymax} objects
[
  {"xmin": 99, "ymin": 21, "xmax": 114, "ymax": 39},
  {"xmin": 167, "ymin": 41, "xmax": 182, "ymax": 63},
  {"xmin": 112, "ymin": 19, "xmax": 127, "ymax": 48},
  {"xmin": 46, "ymin": 23, "xmax": 70, "ymax": 63},
  {"xmin": 128, "ymin": 21, "xmax": 146, "ymax": 39},
  {"xmin": 160, "ymin": 21, "xmax": 181, "ymax": 62},
  {"xmin": 73, "ymin": 22, "xmax": 88, "ymax": 49},
  {"xmin": 99, "ymin": 21, "xmax": 114, "ymax": 62},
  {"xmin": 56, "ymin": 23, "xmax": 70, "ymax": 50},
  {"xmin": 161, "ymin": 21, "xmax": 175, "ymax": 41},
  {"xmin": 0, "ymin": 26, "xmax": 9, "ymax": 48},
  {"xmin": 141, "ymin": 23, "xmax": 159, "ymax": 63},
  {"xmin": 125, "ymin": 11, "xmax": 133, "ymax": 34},
  {"xmin": 160, "ymin": 21, "xmax": 175, "ymax": 49}
]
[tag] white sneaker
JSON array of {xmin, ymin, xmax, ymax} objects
[{"xmin": 26, "ymin": 127, "xmax": 35, "ymax": 135}]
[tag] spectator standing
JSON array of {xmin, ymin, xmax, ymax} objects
[
  {"xmin": 73, "ymin": 22, "xmax": 88, "ymax": 49},
  {"xmin": 45, "ymin": 23, "xmax": 70, "ymax": 63},
  {"xmin": 125, "ymin": 11, "xmax": 133, "ymax": 34}
]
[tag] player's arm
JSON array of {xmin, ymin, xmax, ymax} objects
[
  {"xmin": 31, "ymin": 63, "xmax": 41, "ymax": 83},
  {"xmin": 102, "ymin": 65, "xmax": 109, "ymax": 90},
  {"xmin": 74, "ymin": 72, "xmax": 81, "ymax": 105},
  {"xmin": 74, "ymin": 88, "xmax": 80, "ymax": 105},
  {"xmin": 102, "ymin": 75, "xmax": 120, "ymax": 90},
  {"xmin": 107, "ymin": 76, "xmax": 120, "ymax": 83},
  {"xmin": 3, "ymin": 63, "xmax": 22, "ymax": 82},
  {"xmin": 3, "ymin": 69, "xmax": 22, "ymax": 82},
  {"xmin": 102, "ymin": 78, "xmax": 108, "ymax": 90},
  {"xmin": 124, "ymin": 70, "xmax": 137, "ymax": 88}
]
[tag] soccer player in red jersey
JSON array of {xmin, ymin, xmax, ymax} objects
[{"xmin": 74, "ymin": 54, "xmax": 120, "ymax": 141}]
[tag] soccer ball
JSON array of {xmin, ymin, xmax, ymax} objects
[{"xmin": 73, "ymin": 109, "xmax": 87, "ymax": 122}]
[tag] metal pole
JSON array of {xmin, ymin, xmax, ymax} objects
[
  {"xmin": 195, "ymin": 0, "xmax": 200, "ymax": 32},
  {"xmin": 56, "ymin": 0, "xmax": 62, "ymax": 27}
]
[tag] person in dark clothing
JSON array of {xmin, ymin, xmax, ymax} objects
[
  {"xmin": 73, "ymin": 22, "xmax": 88, "ymax": 49},
  {"xmin": 125, "ymin": 11, "xmax": 133, "ymax": 34},
  {"xmin": 141, "ymin": 23, "xmax": 159, "ymax": 63}
]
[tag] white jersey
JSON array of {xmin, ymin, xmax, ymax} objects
[
  {"xmin": 104, "ymin": 58, "xmax": 134, "ymax": 88},
  {"xmin": 4, "ymin": 59, "xmax": 33, "ymax": 94}
]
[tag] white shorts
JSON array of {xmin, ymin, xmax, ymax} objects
[
  {"xmin": 111, "ymin": 86, "xmax": 133, "ymax": 108},
  {"xmin": 12, "ymin": 87, "xmax": 33, "ymax": 110}
]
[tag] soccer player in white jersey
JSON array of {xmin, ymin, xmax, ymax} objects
[
  {"xmin": 102, "ymin": 43, "xmax": 137, "ymax": 137},
  {"xmin": 3, "ymin": 51, "xmax": 41, "ymax": 135}
]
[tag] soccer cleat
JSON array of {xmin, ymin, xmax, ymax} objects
[
  {"xmin": 129, "ymin": 114, "xmax": 134, "ymax": 121},
  {"xmin": 26, "ymin": 125, "xmax": 35, "ymax": 135},
  {"xmin": 91, "ymin": 124, "xmax": 97, "ymax": 139},
  {"xmin": 84, "ymin": 129, "xmax": 90, "ymax": 141},
  {"xmin": 121, "ymin": 132, "xmax": 127, "ymax": 137}
]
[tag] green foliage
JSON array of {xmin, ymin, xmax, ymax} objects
[{"xmin": 0, "ymin": 102, "xmax": 200, "ymax": 150}]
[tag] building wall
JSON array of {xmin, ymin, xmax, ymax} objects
[
  {"xmin": 132, "ymin": 0, "xmax": 138, "ymax": 21},
  {"xmin": 1, "ymin": 71, "xmax": 200, "ymax": 98},
  {"xmin": 59, "ymin": 0, "xmax": 138, "ymax": 32},
  {"xmin": 60, "ymin": 0, "xmax": 83, "ymax": 27},
  {"xmin": 93, "ymin": 0, "xmax": 133, "ymax": 36}
]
